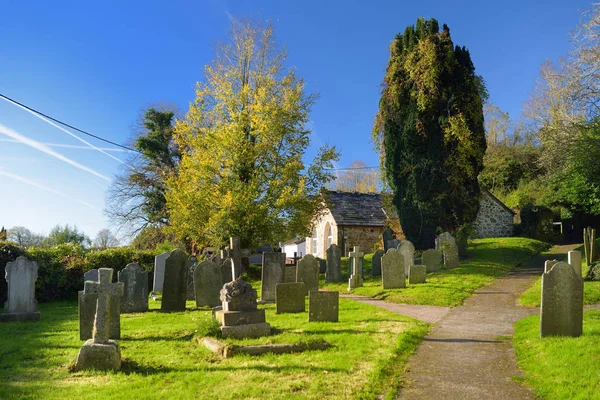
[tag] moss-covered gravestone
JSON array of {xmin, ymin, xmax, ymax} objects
[
  {"xmin": 422, "ymin": 249, "xmax": 442, "ymax": 272},
  {"xmin": 308, "ymin": 291, "xmax": 339, "ymax": 322},
  {"xmin": 275, "ymin": 282, "xmax": 305, "ymax": 313},
  {"xmin": 371, "ymin": 249, "xmax": 384, "ymax": 277},
  {"xmin": 194, "ymin": 259, "xmax": 222, "ymax": 307},
  {"xmin": 325, "ymin": 244, "xmax": 342, "ymax": 282},
  {"xmin": 540, "ymin": 261, "xmax": 583, "ymax": 337},
  {"xmin": 381, "ymin": 248, "xmax": 405, "ymax": 289},
  {"xmin": 297, "ymin": 254, "xmax": 319, "ymax": 296},
  {"xmin": 118, "ymin": 263, "xmax": 148, "ymax": 313},
  {"xmin": 161, "ymin": 249, "xmax": 188, "ymax": 312},
  {"xmin": 261, "ymin": 252, "xmax": 286, "ymax": 301},
  {"xmin": 408, "ymin": 265, "xmax": 426, "ymax": 284}
]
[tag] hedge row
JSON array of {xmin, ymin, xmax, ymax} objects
[{"xmin": 0, "ymin": 242, "xmax": 156, "ymax": 304}]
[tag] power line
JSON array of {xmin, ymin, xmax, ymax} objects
[{"xmin": 0, "ymin": 93, "xmax": 140, "ymax": 154}]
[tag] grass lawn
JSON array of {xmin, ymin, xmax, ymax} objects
[
  {"xmin": 513, "ymin": 310, "xmax": 600, "ymax": 400},
  {"xmin": 321, "ymin": 237, "xmax": 547, "ymax": 307},
  {"xmin": 0, "ymin": 298, "xmax": 428, "ymax": 400}
]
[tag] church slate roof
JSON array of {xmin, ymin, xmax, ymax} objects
[{"xmin": 326, "ymin": 191, "xmax": 388, "ymax": 227}]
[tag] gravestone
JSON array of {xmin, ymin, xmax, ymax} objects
[
  {"xmin": 84, "ymin": 269, "xmax": 98, "ymax": 283},
  {"xmin": 386, "ymin": 239, "xmax": 401, "ymax": 251},
  {"xmin": 399, "ymin": 240, "xmax": 415, "ymax": 275},
  {"xmin": 442, "ymin": 243, "xmax": 460, "ymax": 269},
  {"xmin": 118, "ymin": 263, "xmax": 148, "ymax": 313},
  {"xmin": 540, "ymin": 261, "xmax": 583, "ymax": 337},
  {"xmin": 568, "ymin": 251, "xmax": 582, "ymax": 278},
  {"xmin": 80, "ymin": 268, "xmax": 121, "ymax": 340},
  {"xmin": 544, "ymin": 259, "xmax": 559, "ymax": 273},
  {"xmin": 0, "ymin": 256, "xmax": 40, "ymax": 322},
  {"xmin": 261, "ymin": 252, "xmax": 286, "ymax": 301},
  {"xmin": 275, "ymin": 282, "xmax": 306, "ymax": 313},
  {"xmin": 284, "ymin": 266, "xmax": 296, "ymax": 283},
  {"xmin": 186, "ymin": 256, "xmax": 198, "ymax": 301},
  {"xmin": 371, "ymin": 250, "xmax": 384, "ymax": 276},
  {"xmin": 297, "ymin": 254, "xmax": 319, "ymax": 296},
  {"xmin": 73, "ymin": 268, "xmax": 124, "ymax": 372},
  {"xmin": 436, "ymin": 232, "xmax": 456, "ymax": 250},
  {"xmin": 382, "ymin": 228, "xmax": 394, "ymax": 252},
  {"xmin": 220, "ymin": 258, "xmax": 233, "ymax": 284},
  {"xmin": 215, "ymin": 278, "xmax": 270, "ymax": 338},
  {"xmin": 194, "ymin": 259, "xmax": 222, "ymax": 307},
  {"xmin": 153, "ymin": 252, "xmax": 169, "ymax": 292},
  {"xmin": 308, "ymin": 291, "xmax": 339, "ymax": 322},
  {"xmin": 408, "ymin": 265, "xmax": 427, "ymax": 284},
  {"xmin": 230, "ymin": 237, "xmax": 243, "ymax": 280},
  {"xmin": 348, "ymin": 246, "xmax": 365, "ymax": 290},
  {"xmin": 422, "ymin": 249, "xmax": 442, "ymax": 272},
  {"xmin": 161, "ymin": 249, "xmax": 188, "ymax": 312},
  {"xmin": 381, "ymin": 248, "xmax": 405, "ymax": 289},
  {"xmin": 325, "ymin": 244, "xmax": 342, "ymax": 282},
  {"xmin": 317, "ymin": 258, "xmax": 327, "ymax": 274}
]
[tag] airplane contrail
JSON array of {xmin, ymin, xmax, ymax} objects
[
  {"xmin": 0, "ymin": 138, "xmax": 130, "ymax": 152},
  {"xmin": 0, "ymin": 95, "xmax": 127, "ymax": 165},
  {"xmin": 0, "ymin": 169, "xmax": 101, "ymax": 210},
  {"xmin": 0, "ymin": 123, "xmax": 111, "ymax": 181}
]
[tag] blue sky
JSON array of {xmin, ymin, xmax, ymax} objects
[{"xmin": 0, "ymin": 0, "xmax": 591, "ymax": 239}]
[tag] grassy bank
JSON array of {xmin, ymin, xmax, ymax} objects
[
  {"xmin": 0, "ymin": 298, "xmax": 427, "ymax": 400},
  {"xmin": 322, "ymin": 238, "xmax": 547, "ymax": 307},
  {"xmin": 513, "ymin": 310, "xmax": 600, "ymax": 400}
]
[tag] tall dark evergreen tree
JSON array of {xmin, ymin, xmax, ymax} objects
[{"xmin": 374, "ymin": 18, "xmax": 487, "ymax": 249}]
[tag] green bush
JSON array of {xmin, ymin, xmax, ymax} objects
[{"xmin": 586, "ymin": 262, "xmax": 600, "ymax": 281}]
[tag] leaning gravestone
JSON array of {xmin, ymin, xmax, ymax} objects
[
  {"xmin": 381, "ymin": 248, "xmax": 405, "ymax": 289},
  {"xmin": 297, "ymin": 255, "xmax": 319, "ymax": 296},
  {"xmin": 382, "ymin": 228, "xmax": 394, "ymax": 252},
  {"xmin": 308, "ymin": 291, "xmax": 339, "ymax": 322},
  {"xmin": 161, "ymin": 249, "xmax": 188, "ymax": 312},
  {"xmin": 153, "ymin": 251, "xmax": 170, "ymax": 293},
  {"xmin": 118, "ymin": 263, "xmax": 148, "ymax": 313},
  {"xmin": 261, "ymin": 252, "xmax": 286, "ymax": 301},
  {"xmin": 73, "ymin": 268, "xmax": 124, "ymax": 372},
  {"xmin": 194, "ymin": 259, "xmax": 222, "ymax": 307},
  {"xmin": 325, "ymin": 244, "xmax": 342, "ymax": 282},
  {"xmin": 371, "ymin": 250, "xmax": 384, "ymax": 277},
  {"xmin": 186, "ymin": 256, "xmax": 198, "ymax": 301},
  {"xmin": 79, "ymin": 268, "xmax": 120, "ymax": 340},
  {"xmin": 408, "ymin": 265, "xmax": 427, "ymax": 284},
  {"xmin": 422, "ymin": 249, "xmax": 442, "ymax": 272},
  {"xmin": 276, "ymin": 282, "xmax": 306, "ymax": 313},
  {"xmin": 399, "ymin": 240, "xmax": 415, "ymax": 275},
  {"xmin": 540, "ymin": 261, "xmax": 583, "ymax": 337},
  {"xmin": 0, "ymin": 256, "xmax": 40, "ymax": 322}
]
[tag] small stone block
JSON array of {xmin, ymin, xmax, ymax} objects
[
  {"xmin": 73, "ymin": 339, "xmax": 121, "ymax": 372},
  {"xmin": 408, "ymin": 265, "xmax": 426, "ymax": 284},
  {"xmin": 308, "ymin": 291, "xmax": 339, "ymax": 322},
  {"xmin": 0, "ymin": 312, "xmax": 40, "ymax": 322},
  {"xmin": 220, "ymin": 322, "xmax": 271, "ymax": 339},
  {"xmin": 215, "ymin": 309, "xmax": 266, "ymax": 326},
  {"xmin": 276, "ymin": 282, "xmax": 306, "ymax": 314}
]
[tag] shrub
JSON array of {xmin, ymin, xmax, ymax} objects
[{"xmin": 586, "ymin": 262, "xmax": 600, "ymax": 281}]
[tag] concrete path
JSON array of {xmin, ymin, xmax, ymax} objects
[
  {"xmin": 396, "ymin": 244, "xmax": 581, "ymax": 400},
  {"xmin": 341, "ymin": 294, "xmax": 450, "ymax": 324}
]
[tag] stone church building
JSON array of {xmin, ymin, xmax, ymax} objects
[{"xmin": 305, "ymin": 190, "xmax": 514, "ymax": 258}]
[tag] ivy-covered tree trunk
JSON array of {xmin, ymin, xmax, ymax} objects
[{"xmin": 374, "ymin": 18, "xmax": 487, "ymax": 249}]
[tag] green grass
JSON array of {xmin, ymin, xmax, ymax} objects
[
  {"xmin": 322, "ymin": 237, "xmax": 547, "ymax": 307},
  {"xmin": 0, "ymin": 298, "xmax": 428, "ymax": 399},
  {"xmin": 513, "ymin": 310, "xmax": 600, "ymax": 400}
]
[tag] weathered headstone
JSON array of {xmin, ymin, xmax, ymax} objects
[
  {"xmin": 422, "ymin": 249, "xmax": 443, "ymax": 272},
  {"xmin": 186, "ymin": 256, "xmax": 198, "ymax": 300},
  {"xmin": 84, "ymin": 269, "xmax": 98, "ymax": 283},
  {"xmin": 387, "ymin": 239, "xmax": 401, "ymax": 251},
  {"xmin": 544, "ymin": 259, "xmax": 559, "ymax": 273},
  {"xmin": 568, "ymin": 251, "xmax": 582, "ymax": 278},
  {"xmin": 261, "ymin": 252, "xmax": 286, "ymax": 301},
  {"xmin": 348, "ymin": 246, "xmax": 365, "ymax": 290},
  {"xmin": 230, "ymin": 237, "xmax": 243, "ymax": 280},
  {"xmin": 73, "ymin": 268, "xmax": 124, "ymax": 372},
  {"xmin": 284, "ymin": 265, "xmax": 296, "ymax": 283},
  {"xmin": 436, "ymin": 232, "xmax": 456, "ymax": 250},
  {"xmin": 399, "ymin": 240, "xmax": 415, "ymax": 275},
  {"xmin": 317, "ymin": 257, "xmax": 327, "ymax": 274},
  {"xmin": 118, "ymin": 263, "xmax": 148, "ymax": 313},
  {"xmin": 382, "ymin": 228, "xmax": 394, "ymax": 252},
  {"xmin": 220, "ymin": 258, "xmax": 233, "ymax": 284},
  {"xmin": 381, "ymin": 248, "xmax": 406, "ymax": 289},
  {"xmin": 297, "ymin": 254, "xmax": 319, "ymax": 296},
  {"xmin": 215, "ymin": 278, "xmax": 270, "ymax": 338},
  {"xmin": 153, "ymin": 251, "xmax": 169, "ymax": 293},
  {"xmin": 372, "ymin": 250, "xmax": 384, "ymax": 276},
  {"xmin": 0, "ymin": 256, "xmax": 40, "ymax": 322},
  {"xmin": 308, "ymin": 291, "xmax": 339, "ymax": 322},
  {"xmin": 442, "ymin": 243, "xmax": 459, "ymax": 269},
  {"xmin": 325, "ymin": 244, "xmax": 342, "ymax": 282},
  {"xmin": 408, "ymin": 265, "xmax": 427, "ymax": 284},
  {"xmin": 161, "ymin": 249, "xmax": 188, "ymax": 312},
  {"xmin": 79, "ymin": 268, "xmax": 121, "ymax": 340},
  {"xmin": 540, "ymin": 261, "xmax": 583, "ymax": 337},
  {"xmin": 194, "ymin": 259, "xmax": 222, "ymax": 307},
  {"xmin": 275, "ymin": 282, "xmax": 306, "ymax": 313}
]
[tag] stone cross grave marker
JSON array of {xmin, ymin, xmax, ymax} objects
[
  {"xmin": 153, "ymin": 251, "xmax": 169, "ymax": 293},
  {"xmin": 297, "ymin": 254, "xmax": 320, "ymax": 296},
  {"xmin": 381, "ymin": 248, "xmax": 405, "ymax": 289},
  {"xmin": 194, "ymin": 259, "xmax": 223, "ymax": 307},
  {"xmin": 325, "ymin": 244, "xmax": 342, "ymax": 282},
  {"xmin": 399, "ymin": 240, "xmax": 415, "ymax": 275},
  {"xmin": 161, "ymin": 249, "xmax": 188, "ymax": 312},
  {"xmin": 0, "ymin": 256, "xmax": 40, "ymax": 322},
  {"xmin": 261, "ymin": 252, "xmax": 286, "ymax": 301},
  {"xmin": 118, "ymin": 263, "xmax": 148, "ymax": 313},
  {"xmin": 348, "ymin": 246, "xmax": 365, "ymax": 290},
  {"xmin": 230, "ymin": 237, "xmax": 243, "ymax": 280},
  {"xmin": 408, "ymin": 265, "xmax": 426, "ymax": 284},
  {"xmin": 276, "ymin": 282, "xmax": 306, "ymax": 313},
  {"xmin": 80, "ymin": 269, "xmax": 121, "ymax": 340},
  {"xmin": 422, "ymin": 249, "xmax": 442, "ymax": 272},
  {"xmin": 371, "ymin": 249, "xmax": 384, "ymax": 277},
  {"xmin": 308, "ymin": 291, "xmax": 339, "ymax": 322},
  {"xmin": 568, "ymin": 250, "xmax": 582, "ymax": 278},
  {"xmin": 186, "ymin": 256, "xmax": 198, "ymax": 300},
  {"xmin": 540, "ymin": 261, "xmax": 583, "ymax": 337}
]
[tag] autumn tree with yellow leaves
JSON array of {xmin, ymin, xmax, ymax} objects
[{"xmin": 166, "ymin": 21, "xmax": 338, "ymax": 249}]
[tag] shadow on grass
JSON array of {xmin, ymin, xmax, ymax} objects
[{"xmin": 124, "ymin": 333, "xmax": 195, "ymax": 342}]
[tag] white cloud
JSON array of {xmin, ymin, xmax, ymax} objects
[{"xmin": 0, "ymin": 138, "xmax": 130, "ymax": 152}]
